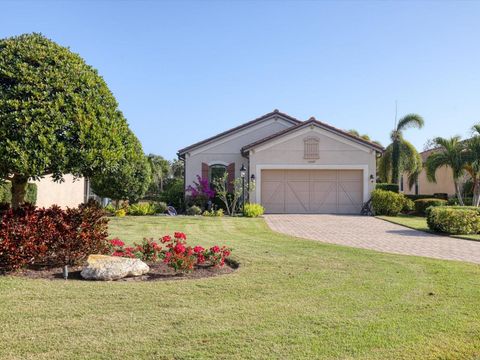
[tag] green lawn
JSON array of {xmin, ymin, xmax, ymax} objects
[
  {"xmin": 378, "ymin": 214, "xmax": 480, "ymax": 241},
  {"xmin": 1, "ymin": 216, "xmax": 480, "ymax": 359}
]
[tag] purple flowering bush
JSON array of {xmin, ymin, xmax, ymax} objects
[{"xmin": 186, "ymin": 175, "xmax": 215, "ymax": 207}]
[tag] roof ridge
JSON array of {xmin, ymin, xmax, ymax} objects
[{"xmin": 177, "ymin": 110, "xmax": 302, "ymax": 156}]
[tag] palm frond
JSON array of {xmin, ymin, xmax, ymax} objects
[
  {"xmin": 396, "ymin": 114, "xmax": 425, "ymax": 132},
  {"xmin": 426, "ymin": 136, "xmax": 466, "ymax": 181}
]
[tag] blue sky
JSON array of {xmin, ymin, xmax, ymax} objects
[{"xmin": 1, "ymin": 0, "xmax": 479, "ymax": 160}]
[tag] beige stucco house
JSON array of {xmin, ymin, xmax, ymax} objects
[
  {"xmin": 401, "ymin": 148, "xmax": 457, "ymax": 196},
  {"xmin": 178, "ymin": 110, "xmax": 384, "ymax": 214}
]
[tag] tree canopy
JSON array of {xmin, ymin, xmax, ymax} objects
[
  {"xmin": 90, "ymin": 131, "xmax": 151, "ymax": 204},
  {"xmin": 0, "ymin": 33, "xmax": 135, "ymax": 207}
]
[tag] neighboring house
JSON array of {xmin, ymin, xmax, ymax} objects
[
  {"xmin": 33, "ymin": 174, "xmax": 94, "ymax": 208},
  {"xmin": 177, "ymin": 110, "xmax": 384, "ymax": 214},
  {"xmin": 402, "ymin": 148, "xmax": 458, "ymax": 197}
]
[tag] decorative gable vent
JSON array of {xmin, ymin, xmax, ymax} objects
[{"xmin": 304, "ymin": 137, "xmax": 320, "ymax": 159}]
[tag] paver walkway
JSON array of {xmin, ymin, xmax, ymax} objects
[{"xmin": 264, "ymin": 214, "xmax": 480, "ymax": 264}]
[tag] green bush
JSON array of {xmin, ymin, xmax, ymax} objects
[
  {"xmin": 243, "ymin": 203, "xmax": 265, "ymax": 217},
  {"xmin": 375, "ymin": 183, "xmax": 399, "ymax": 193},
  {"xmin": 406, "ymin": 194, "xmax": 445, "ymax": 201},
  {"xmin": 427, "ymin": 206, "xmax": 480, "ymax": 234},
  {"xmin": 127, "ymin": 202, "xmax": 156, "ymax": 216},
  {"xmin": 186, "ymin": 205, "xmax": 202, "ymax": 216},
  {"xmin": 371, "ymin": 189, "xmax": 406, "ymax": 216},
  {"xmin": 103, "ymin": 204, "xmax": 116, "ymax": 215},
  {"xmin": 447, "ymin": 197, "xmax": 473, "ymax": 206},
  {"xmin": 154, "ymin": 201, "xmax": 168, "ymax": 214},
  {"xmin": 414, "ymin": 198, "xmax": 447, "ymax": 216},
  {"xmin": 402, "ymin": 198, "xmax": 415, "ymax": 213},
  {"xmin": 159, "ymin": 178, "xmax": 185, "ymax": 212}
]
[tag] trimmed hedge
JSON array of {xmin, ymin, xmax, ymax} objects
[
  {"xmin": 414, "ymin": 198, "xmax": 447, "ymax": 216},
  {"xmin": 447, "ymin": 197, "xmax": 473, "ymax": 206},
  {"xmin": 427, "ymin": 206, "xmax": 480, "ymax": 235},
  {"xmin": 375, "ymin": 183, "xmax": 399, "ymax": 193},
  {"xmin": 405, "ymin": 193, "xmax": 448, "ymax": 201},
  {"xmin": 0, "ymin": 182, "xmax": 37, "ymax": 205},
  {"xmin": 371, "ymin": 189, "xmax": 407, "ymax": 216}
]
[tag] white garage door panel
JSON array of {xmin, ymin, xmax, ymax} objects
[{"xmin": 261, "ymin": 169, "xmax": 363, "ymax": 214}]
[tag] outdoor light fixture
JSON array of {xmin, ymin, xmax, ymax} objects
[
  {"xmin": 240, "ymin": 164, "xmax": 246, "ymax": 178},
  {"xmin": 250, "ymin": 174, "xmax": 255, "ymax": 182},
  {"xmin": 240, "ymin": 164, "xmax": 247, "ymax": 214},
  {"xmin": 369, "ymin": 174, "xmax": 374, "ymax": 183}
]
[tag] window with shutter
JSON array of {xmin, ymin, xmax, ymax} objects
[{"xmin": 304, "ymin": 137, "xmax": 320, "ymax": 159}]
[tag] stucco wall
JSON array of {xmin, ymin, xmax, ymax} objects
[
  {"xmin": 183, "ymin": 117, "xmax": 294, "ymax": 188},
  {"xmin": 402, "ymin": 166, "xmax": 457, "ymax": 196},
  {"xmin": 248, "ymin": 126, "xmax": 377, "ymax": 203},
  {"xmin": 34, "ymin": 174, "xmax": 86, "ymax": 208}
]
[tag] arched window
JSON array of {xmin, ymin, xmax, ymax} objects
[
  {"xmin": 304, "ymin": 137, "xmax": 320, "ymax": 159},
  {"xmin": 209, "ymin": 164, "xmax": 227, "ymax": 185}
]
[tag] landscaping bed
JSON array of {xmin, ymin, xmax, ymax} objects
[{"xmin": 8, "ymin": 259, "xmax": 238, "ymax": 282}]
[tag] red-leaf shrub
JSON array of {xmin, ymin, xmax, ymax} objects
[
  {"xmin": 0, "ymin": 202, "xmax": 109, "ymax": 271},
  {"xmin": 109, "ymin": 231, "xmax": 232, "ymax": 273}
]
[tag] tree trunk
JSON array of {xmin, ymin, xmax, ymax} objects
[
  {"xmin": 454, "ymin": 180, "xmax": 465, "ymax": 206},
  {"xmin": 391, "ymin": 140, "xmax": 400, "ymax": 185},
  {"xmin": 473, "ymin": 177, "xmax": 480, "ymax": 207},
  {"xmin": 11, "ymin": 175, "xmax": 29, "ymax": 209}
]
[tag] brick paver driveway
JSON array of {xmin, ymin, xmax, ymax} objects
[{"xmin": 264, "ymin": 214, "xmax": 480, "ymax": 264}]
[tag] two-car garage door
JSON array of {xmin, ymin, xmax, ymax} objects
[{"xmin": 261, "ymin": 169, "xmax": 363, "ymax": 214}]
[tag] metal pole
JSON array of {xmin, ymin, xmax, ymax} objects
[{"xmin": 242, "ymin": 176, "xmax": 245, "ymax": 214}]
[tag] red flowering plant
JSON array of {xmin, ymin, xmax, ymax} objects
[
  {"xmin": 107, "ymin": 231, "xmax": 232, "ymax": 274},
  {"xmin": 161, "ymin": 232, "xmax": 196, "ymax": 273},
  {"xmin": 204, "ymin": 245, "xmax": 232, "ymax": 267}
]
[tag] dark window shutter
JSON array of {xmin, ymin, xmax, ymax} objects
[
  {"xmin": 202, "ymin": 163, "xmax": 209, "ymax": 182},
  {"xmin": 227, "ymin": 163, "xmax": 235, "ymax": 192}
]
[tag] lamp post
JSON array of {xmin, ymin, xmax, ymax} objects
[{"xmin": 240, "ymin": 164, "xmax": 246, "ymax": 214}]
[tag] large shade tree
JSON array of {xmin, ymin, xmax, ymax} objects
[
  {"xmin": 90, "ymin": 131, "xmax": 151, "ymax": 205},
  {"xmin": 425, "ymin": 136, "xmax": 466, "ymax": 205},
  {"xmin": 0, "ymin": 33, "xmax": 134, "ymax": 208},
  {"xmin": 390, "ymin": 114, "xmax": 424, "ymax": 185}
]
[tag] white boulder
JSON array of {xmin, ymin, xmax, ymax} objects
[{"xmin": 80, "ymin": 254, "xmax": 149, "ymax": 281}]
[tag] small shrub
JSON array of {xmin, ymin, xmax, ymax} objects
[
  {"xmin": 134, "ymin": 238, "xmax": 162, "ymax": 262},
  {"xmin": 115, "ymin": 209, "xmax": 126, "ymax": 217},
  {"xmin": 0, "ymin": 202, "xmax": 109, "ymax": 271},
  {"xmin": 244, "ymin": 203, "xmax": 265, "ymax": 217},
  {"xmin": 427, "ymin": 206, "xmax": 480, "ymax": 234},
  {"xmin": 402, "ymin": 198, "xmax": 415, "ymax": 213},
  {"xmin": 186, "ymin": 205, "xmax": 202, "ymax": 216},
  {"xmin": 155, "ymin": 202, "xmax": 168, "ymax": 214},
  {"xmin": 127, "ymin": 202, "xmax": 156, "ymax": 216},
  {"xmin": 414, "ymin": 198, "xmax": 447, "ymax": 216},
  {"xmin": 104, "ymin": 204, "xmax": 116, "ymax": 215},
  {"xmin": 375, "ymin": 183, "xmax": 399, "ymax": 193},
  {"xmin": 371, "ymin": 189, "xmax": 406, "ymax": 216},
  {"xmin": 202, "ymin": 208, "xmax": 224, "ymax": 217}
]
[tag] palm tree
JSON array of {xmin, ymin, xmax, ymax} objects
[
  {"xmin": 391, "ymin": 114, "xmax": 425, "ymax": 185},
  {"xmin": 464, "ymin": 125, "xmax": 480, "ymax": 206},
  {"xmin": 377, "ymin": 139, "xmax": 423, "ymax": 189},
  {"xmin": 425, "ymin": 136, "xmax": 466, "ymax": 205}
]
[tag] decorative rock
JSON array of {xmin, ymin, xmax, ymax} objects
[{"xmin": 80, "ymin": 255, "xmax": 149, "ymax": 281}]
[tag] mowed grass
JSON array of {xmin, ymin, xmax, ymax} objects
[
  {"xmin": 1, "ymin": 216, "xmax": 480, "ymax": 359},
  {"xmin": 378, "ymin": 214, "xmax": 480, "ymax": 241}
]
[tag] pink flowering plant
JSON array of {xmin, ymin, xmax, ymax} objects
[
  {"xmin": 186, "ymin": 175, "xmax": 215, "ymax": 206},
  {"xmin": 108, "ymin": 231, "xmax": 232, "ymax": 273}
]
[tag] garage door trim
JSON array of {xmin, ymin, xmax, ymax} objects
[{"xmin": 255, "ymin": 164, "xmax": 369, "ymax": 205}]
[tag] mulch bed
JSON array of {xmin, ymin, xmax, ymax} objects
[{"xmin": 7, "ymin": 259, "xmax": 239, "ymax": 282}]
